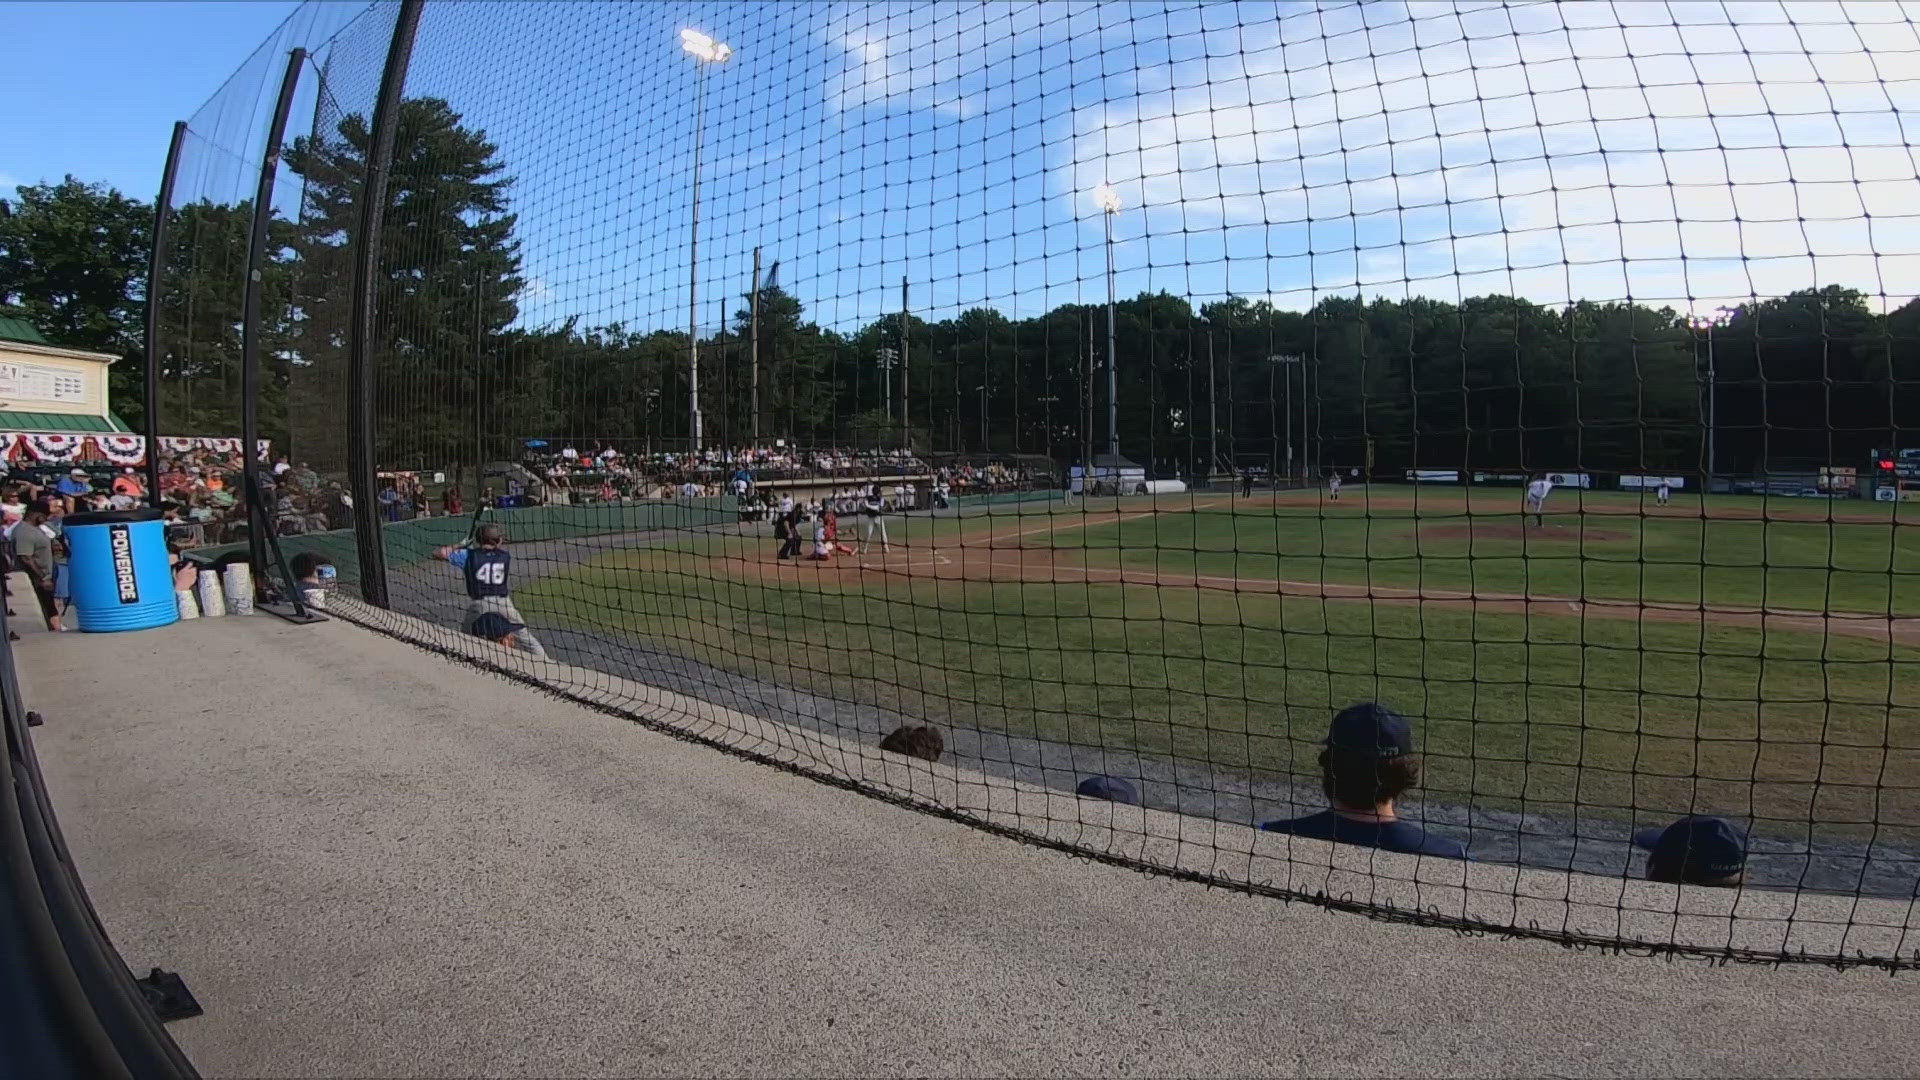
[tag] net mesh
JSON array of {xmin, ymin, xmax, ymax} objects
[{"xmin": 157, "ymin": 0, "xmax": 1920, "ymax": 969}]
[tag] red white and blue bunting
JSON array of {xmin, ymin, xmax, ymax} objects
[{"xmin": 0, "ymin": 434, "xmax": 272, "ymax": 466}]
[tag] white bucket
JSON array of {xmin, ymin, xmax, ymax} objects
[
  {"xmin": 175, "ymin": 590, "xmax": 200, "ymax": 620},
  {"xmin": 301, "ymin": 586, "xmax": 327, "ymax": 611},
  {"xmin": 222, "ymin": 563, "xmax": 255, "ymax": 616},
  {"xmin": 196, "ymin": 571, "xmax": 226, "ymax": 618}
]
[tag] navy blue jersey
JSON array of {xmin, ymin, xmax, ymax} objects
[
  {"xmin": 1260, "ymin": 810, "xmax": 1468, "ymax": 859},
  {"xmin": 463, "ymin": 547, "xmax": 512, "ymax": 599}
]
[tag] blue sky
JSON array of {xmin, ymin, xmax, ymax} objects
[
  {"xmin": 0, "ymin": 2, "xmax": 302, "ymax": 199},
  {"xmin": 8, "ymin": 1, "xmax": 1920, "ymax": 337}
]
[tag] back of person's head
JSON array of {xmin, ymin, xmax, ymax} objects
[
  {"xmin": 289, "ymin": 552, "xmax": 331, "ymax": 579},
  {"xmin": 1635, "ymin": 816, "xmax": 1747, "ymax": 887},
  {"xmin": 469, "ymin": 612, "xmax": 521, "ymax": 643},
  {"xmin": 24, "ymin": 499, "xmax": 51, "ymax": 522},
  {"xmin": 1319, "ymin": 701, "xmax": 1423, "ymax": 810},
  {"xmin": 475, "ymin": 523, "xmax": 506, "ymax": 547}
]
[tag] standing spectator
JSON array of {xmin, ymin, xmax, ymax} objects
[
  {"xmin": 12, "ymin": 501, "xmax": 64, "ymax": 632},
  {"xmin": 411, "ymin": 482, "xmax": 431, "ymax": 519},
  {"xmin": 379, "ymin": 483, "xmax": 406, "ymax": 522},
  {"xmin": 444, "ymin": 485, "xmax": 465, "ymax": 517},
  {"xmin": 56, "ymin": 468, "xmax": 92, "ymax": 499}
]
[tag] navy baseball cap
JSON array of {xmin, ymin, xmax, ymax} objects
[
  {"xmin": 469, "ymin": 612, "xmax": 524, "ymax": 641},
  {"xmin": 1325, "ymin": 702, "xmax": 1415, "ymax": 757},
  {"xmin": 1076, "ymin": 775, "xmax": 1139, "ymax": 805},
  {"xmin": 1634, "ymin": 816, "xmax": 1747, "ymax": 882}
]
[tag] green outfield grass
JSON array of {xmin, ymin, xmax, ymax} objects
[
  {"xmin": 519, "ymin": 535, "xmax": 1920, "ymax": 833},
  {"xmin": 814, "ymin": 488, "xmax": 1920, "ymax": 616}
]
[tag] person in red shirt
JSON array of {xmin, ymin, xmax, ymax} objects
[{"xmin": 443, "ymin": 485, "xmax": 464, "ymax": 516}]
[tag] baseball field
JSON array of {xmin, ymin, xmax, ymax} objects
[{"xmin": 515, "ymin": 486, "xmax": 1920, "ymax": 837}]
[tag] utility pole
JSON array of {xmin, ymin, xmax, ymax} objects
[
  {"xmin": 750, "ymin": 246, "xmax": 760, "ymax": 444},
  {"xmin": 1208, "ymin": 332, "xmax": 1218, "ymax": 477},
  {"xmin": 900, "ymin": 277, "xmax": 910, "ymax": 450}
]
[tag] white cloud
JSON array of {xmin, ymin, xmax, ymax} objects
[{"xmin": 1057, "ymin": 0, "xmax": 1920, "ymax": 313}]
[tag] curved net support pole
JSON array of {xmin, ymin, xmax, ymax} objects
[
  {"xmin": 142, "ymin": 120, "xmax": 187, "ymax": 509},
  {"xmin": 345, "ymin": 0, "xmax": 426, "ymax": 609}
]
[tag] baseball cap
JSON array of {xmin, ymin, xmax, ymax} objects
[
  {"xmin": 69, "ymin": 467, "xmax": 88, "ymax": 477},
  {"xmin": 1076, "ymin": 775, "xmax": 1139, "ymax": 805},
  {"xmin": 469, "ymin": 612, "xmax": 524, "ymax": 640},
  {"xmin": 1633, "ymin": 816, "xmax": 1747, "ymax": 883},
  {"xmin": 1325, "ymin": 701, "xmax": 1415, "ymax": 757}
]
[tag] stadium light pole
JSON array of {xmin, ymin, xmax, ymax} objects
[
  {"xmin": 1268, "ymin": 355, "xmax": 1302, "ymax": 482},
  {"xmin": 682, "ymin": 27, "xmax": 732, "ymax": 454},
  {"xmin": 1691, "ymin": 308, "xmax": 1737, "ymax": 493},
  {"xmin": 1095, "ymin": 183, "xmax": 1122, "ymax": 465}
]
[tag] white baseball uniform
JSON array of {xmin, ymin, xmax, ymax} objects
[{"xmin": 1526, "ymin": 478, "xmax": 1554, "ymax": 515}]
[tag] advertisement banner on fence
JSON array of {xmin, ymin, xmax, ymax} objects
[
  {"xmin": 1543, "ymin": 471, "xmax": 1594, "ymax": 489},
  {"xmin": 1470, "ymin": 472, "xmax": 1529, "ymax": 485},
  {"xmin": 1620, "ymin": 475, "xmax": 1686, "ymax": 490},
  {"xmin": 1819, "ymin": 466, "xmax": 1858, "ymax": 493},
  {"xmin": 1405, "ymin": 469, "xmax": 1460, "ymax": 484}
]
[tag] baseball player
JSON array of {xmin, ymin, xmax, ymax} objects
[
  {"xmin": 858, "ymin": 484, "xmax": 890, "ymax": 554},
  {"xmin": 1525, "ymin": 473, "xmax": 1554, "ymax": 526},
  {"xmin": 434, "ymin": 522, "xmax": 549, "ymax": 658},
  {"xmin": 1656, "ymin": 480, "xmax": 1671, "ymax": 507},
  {"xmin": 1327, "ymin": 471, "xmax": 1342, "ymax": 501}
]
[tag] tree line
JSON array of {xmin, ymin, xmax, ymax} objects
[{"xmin": 6, "ymin": 96, "xmax": 1920, "ymax": 480}]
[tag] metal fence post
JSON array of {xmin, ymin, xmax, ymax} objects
[
  {"xmin": 241, "ymin": 49, "xmax": 307, "ymax": 582},
  {"xmin": 142, "ymin": 120, "xmax": 187, "ymax": 509},
  {"xmin": 346, "ymin": 0, "xmax": 426, "ymax": 608}
]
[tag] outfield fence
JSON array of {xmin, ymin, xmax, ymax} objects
[{"xmin": 151, "ymin": 0, "xmax": 1920, "ymax": 968}]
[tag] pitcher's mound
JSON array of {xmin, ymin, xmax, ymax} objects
[{"xmin": 1421, "ymin": 521, "xmax": 1632, "ymax": 543}]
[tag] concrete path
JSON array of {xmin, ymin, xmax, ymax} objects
[{"xmin": 17, "ymin": 612, "xmax": 1920, "ymax": 1078}]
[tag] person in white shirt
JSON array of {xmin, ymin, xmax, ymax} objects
[
  {"xmin": 1656, "ymin": 480, "xmax": 1671, "ymax": 507},
  {"xmin": 1328, "ymin": 472, "xmax": 1342, "ymax": 501},
  {"xmin": 778, "ymin": 494, "xmax": 794, "ymax": 518},
  {"xmin": 1525, "ymin": 474, "xmax": 1554, "ymax": 526}
]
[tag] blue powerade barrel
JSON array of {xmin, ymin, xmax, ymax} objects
[{"xmin": 63, "ymin": 509, "xmax": 180, "ymax": 633}]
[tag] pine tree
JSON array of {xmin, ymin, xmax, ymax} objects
[{"xmin": 283, "ymin": 96, "xmax": 525, "ymax": 474}]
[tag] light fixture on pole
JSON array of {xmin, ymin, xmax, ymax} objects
[
  {"xmin": 682, "ymin": 27, "xmax": 732, "ymax": 453},
  {"xmin": 1093, "ymin": 183, "xmax": 1121, "ymax": 466}
]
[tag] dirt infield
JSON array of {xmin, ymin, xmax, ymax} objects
[
  {"xmin": 1418, "ymin": 521, "xmax": 1634, "ymax": 543},
  {"xmin": 715, "ymin": 502, "xmax": 1920, "ymax": 646}
]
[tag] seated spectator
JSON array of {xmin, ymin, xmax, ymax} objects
[
  {"xmin": 56, "ymin": 467, "xmax": 92, "ymax": 498},
  {"xmin": 468, "ymin": 610, "xmax": 524, "ymax": 649},
  {"xmin": 444, "ymin": 485, "xmax": 464, "ymax": 516},
  {"xmin": 1076, "ymin": 775, "xmax": 1139, "ymax": 804},
  {"xmin": 1259, "ymin": 702, "xmax": 1467, "ymax": 859},
  {"xmin": 112, "ymin": 467, "xmax": 146, "ymax": 500},
  {"xmin": 1633, "ymin": 816, "xmax": 1747, "ymax": 887}
]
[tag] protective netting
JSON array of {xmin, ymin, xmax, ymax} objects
[{"xmin": 156, "ymin": 0, "xmax": 1920, "ymax": 968}]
